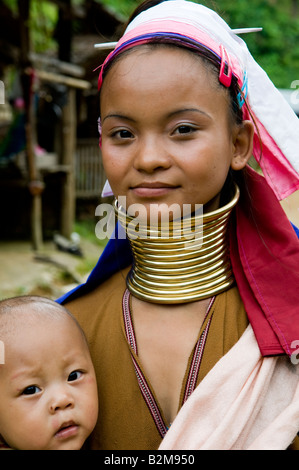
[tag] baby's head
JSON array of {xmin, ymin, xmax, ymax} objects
[{"xmin": 0, "ymin": 295, "xmax": 98, "ymax": 450}]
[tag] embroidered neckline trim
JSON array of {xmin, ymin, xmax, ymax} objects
[{"xmin": 122, "ymin": 288, "xmax": 215, "ymax": 437}]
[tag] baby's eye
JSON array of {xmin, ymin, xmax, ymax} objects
[
  {"xmin": 22, "ymin": 385, "xmax": 41, "ymax": 395},
  {"xmin": 68, "ymin": 370, "xmax": 83, "ymax": 382}
]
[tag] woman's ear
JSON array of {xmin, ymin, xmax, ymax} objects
[{"xmin": 230, "ymin": 120, "xmax": 254, "ymax": 171}]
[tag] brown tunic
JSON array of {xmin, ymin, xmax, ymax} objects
[{"xmin": 65, "ymin": 267, "xmax": 257, "ymax": 450}]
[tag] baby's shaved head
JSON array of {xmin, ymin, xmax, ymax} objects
[
  {"xmin": 0, "ymin": 295, "xmax": 72, "ymax": 317},
  {"xmin": 0, "ymin": 295, "xmax": 85, "ymax": 344}
]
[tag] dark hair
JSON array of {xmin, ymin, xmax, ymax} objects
[{"xmin": 126, "ymin": 0, "xmax": 167, "ymax": 24}]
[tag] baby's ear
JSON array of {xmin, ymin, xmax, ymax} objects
[{"xmin": 230, "ymin": 120, "xmax": 254, "ymax": 171}]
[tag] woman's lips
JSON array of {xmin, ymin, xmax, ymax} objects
[{"xmin": 131, "ymin": 183, "xmax": 179, "ymax": 198}]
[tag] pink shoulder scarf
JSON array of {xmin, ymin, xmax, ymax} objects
[{"xmin": 159, "ymin": 324, "xmax": 299, "ymax": 450}]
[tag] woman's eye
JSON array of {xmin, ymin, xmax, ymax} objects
[
  {"xmin": 68, "ymin": 370, "xmax": 82, "ymax": 382},
  {"xmin": 113, "ymin": 129, "xmax": 134, "ymax": 139},
  {"xmin": 175, "ymin": 125, "xmax": 196, "ymax": 135},
  {"xmin": 22, "ymin": 385, "xmax": 41, "ymax": 395}
]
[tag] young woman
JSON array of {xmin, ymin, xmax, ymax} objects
[{"xmin": 58, "ymin": 0, "xmax": 299, "ymax": 450}]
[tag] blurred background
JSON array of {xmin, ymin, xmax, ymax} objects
[{"xmin": 0, "ymin": 0, "xmax": 298, "ymax": 300}]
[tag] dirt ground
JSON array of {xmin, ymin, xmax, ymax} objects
[
  {"xmin": 0, "ymin": 236, "xmax": 104, "ymax": 301},
  {"xmin": 0, "ymin": 191, "xmax": 298, "ymax": 301}
]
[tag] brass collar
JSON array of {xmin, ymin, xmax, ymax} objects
[{"xmin": 115, "ymin": 185, "xmax": 240, "ymax": 304}]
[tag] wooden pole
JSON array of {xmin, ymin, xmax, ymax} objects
[
  {"xmin": 60, "ymin": 87, "xmax": 76, "ymax": 239},
  {"xmin": 18, "ymin": 0, "xmax": 44, "ymax": 251}
]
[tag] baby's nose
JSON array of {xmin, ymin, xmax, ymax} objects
[{"xmin": 49, "ymin": 388, "xmax": 74, "ymax": 413}]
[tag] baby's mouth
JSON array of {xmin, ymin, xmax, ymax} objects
[{"xmin": 55, "ymin": 421, "xmax": 79, "ymax": 440}]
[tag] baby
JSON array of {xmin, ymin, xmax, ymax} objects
[{"xmin": 0, "ymin": 295, "xmax": 98, "ymax": 450}]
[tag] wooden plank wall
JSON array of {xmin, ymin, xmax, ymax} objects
[{"xmin": 75, "ymin": 138, "xmax": 105, "ymax": 199}]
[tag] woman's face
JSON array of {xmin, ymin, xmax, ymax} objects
[{"xmin": 100, "ymin": 46, "xmax": 252, "ymax": 217}]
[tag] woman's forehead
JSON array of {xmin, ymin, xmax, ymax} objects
[
  {"xmin": 102, "ymin": 45, "xmax": 220, "ymax": 94},
  {"xmin": 106, "ymin": 44, "xmax": 213, "ymax": 72},
  {"xmin": 100, "ymin": 46, "xmax": 229, "ymax": 124}
]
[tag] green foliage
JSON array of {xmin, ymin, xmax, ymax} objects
[
  {"xmin": 3, "ymin": 0, "xmax": 58, "ymax": 53},
  {"xmin": 205, "ymin": 0, "xmax": 299, "ymax": 88},
  {"xmin": 99, "ymin": 0, "xmax": 140, "ymax": 17},
  {"xmin": 30, "ymin": 0, "xmax": 58, "ymax": 53},
  {"xmin": 3, "ymin": 0, "xmax": 299, "ymax": 88},
  {"xmin": 98, "ymin": 0, "xmax": 299, "ymax": 88},
  {"xmin": 2, "ymin": 0, "xmax": 18, "ymax": 13}
]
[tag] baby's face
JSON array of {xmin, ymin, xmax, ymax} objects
[{"xmin": 0, "ymin": 312, "xmax": 98, "ymax": 450}]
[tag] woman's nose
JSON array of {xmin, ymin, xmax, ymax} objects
[
  {"xmin": 49, "ymin": 388, "xmax": 74, "ymax": 414},
  {"xmin": 133, "ymin": 136, "xmax": 171, "ymax": 173}
]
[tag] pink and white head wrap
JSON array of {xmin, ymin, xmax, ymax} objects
[{"xmin": 99, "ymin": 0, "xmax": 299, "ymax": 200}]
